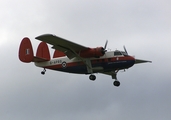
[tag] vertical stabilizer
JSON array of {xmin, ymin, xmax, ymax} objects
[
  {"xmin": 19, "ymin": 37, "xmax": 34, "ymax": 63},
  {"xmin": 36, "ymin": 42, "xmax": 51, "ymax": 61}
]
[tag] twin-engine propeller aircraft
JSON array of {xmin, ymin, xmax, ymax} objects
[{"xmin": 19, "ymin": 34, "xmax": 151, "ymax": 87}]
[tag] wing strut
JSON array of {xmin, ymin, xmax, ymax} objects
[
  {"xmin": 68, "ymin": 48, "xmax": 93, "ymax": 74},
  {"xmin": 85, "ymin": 59, "xmax": 93, "ymax": 73}
]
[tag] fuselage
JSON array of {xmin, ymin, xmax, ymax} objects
[{"xmin": 35, "ymin": 51, "xmax": 135, "ymax": 74}]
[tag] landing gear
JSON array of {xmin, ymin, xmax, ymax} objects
[
  {"xmin": 41, "ymin": 68, "xmax": 46, "ymax": 75},
  {"xmin": 87, "ymin": 69, "xmax": 121, "ymax": 87},
  {"xmin": 113, "ymin": 80, "xmax": 120, "ymax": 87},
  {"xmin": 89, "ymin": 74, "xmax": 96, "ymax": 81},
  {"xmin": 112, "ymin": 70, "xmax": 120, "ymax": 87}
]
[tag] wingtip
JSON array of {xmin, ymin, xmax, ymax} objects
[{"xmin": 35, "ymin": 34, "xmax": 54, "ymax": 40}]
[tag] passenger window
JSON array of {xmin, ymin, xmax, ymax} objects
[{"xmin": 114, "ymin": 51, "xmax": 122, "ymax": 56}]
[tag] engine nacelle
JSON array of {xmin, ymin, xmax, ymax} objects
[{"xmin": 79, "ymin": 47, "xmax": 105, "ymax": 58}]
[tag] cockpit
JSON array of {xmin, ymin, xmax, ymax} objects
[{"xmin": 114, "ymin": 50, "xmax": 128, "ymax": 56}]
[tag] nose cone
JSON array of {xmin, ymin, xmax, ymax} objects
[{"xmin": 135, "ymin": 59, "xmax": 152, "ymax": 64}]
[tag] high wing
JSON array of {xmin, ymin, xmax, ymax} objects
[{"xmin": 35, "ymin": 34, "xmax": 88, "ymax": 59}]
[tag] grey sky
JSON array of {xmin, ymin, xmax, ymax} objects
[{"xmin": 0, "ymin": 0, "xmax": 171, "ymax": 120}]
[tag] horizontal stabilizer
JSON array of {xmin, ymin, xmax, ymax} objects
[{"xmin": 33, "ymin": 57, "xmax": 49, "ymax": 62}]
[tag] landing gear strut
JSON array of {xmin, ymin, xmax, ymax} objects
[
  {"xmin": 87, "ymin": 69, "xmax": 121, "ymax": 86},
  {"xmin": 41, "ymin": 68, "xmax": 46, "ymax": 75},
  {"xmin": 112, "ymin": 70, "xmax": 120, "ymax": 87},
  {"xmin": 89, "ymin": 74, "xmax": 96, "ymax": 81}
]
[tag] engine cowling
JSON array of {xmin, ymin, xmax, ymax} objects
[{"xmin": 79, "ymin": 47, "xmax": 105, "ymax": 58}]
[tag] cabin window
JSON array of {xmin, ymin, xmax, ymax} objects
[{"xmin": 114, "ymin": 51, "xmax": 122, "ymax": 56}]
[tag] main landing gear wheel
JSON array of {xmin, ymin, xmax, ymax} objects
[
  {"xmin": 89, "ymin": 74, "xmax": 96, "ymax": 81},
  {"xmin": 41, "ymin": 68, "xmax": 46, "ymax": 75},
  {"xmin": 113, "ymin": 80, "xmax": 120, "ymax": 87}
]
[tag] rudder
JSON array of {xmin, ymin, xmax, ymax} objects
[
  {"xmin": 19, "ymin": 37, "xmax": 34, "ymax": 63},
  {"xmin": 35, "ymin": 42, "xmax": 50, "ymax": 61}
]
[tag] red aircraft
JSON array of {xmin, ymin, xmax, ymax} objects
[{"xmin": 19, "ymin": 34, "xmax": 151, "ymax": 87}]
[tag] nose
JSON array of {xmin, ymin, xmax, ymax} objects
[
  {"xmin": 130, "ymin": 56, "xmax": 135, "ymax": 61},
  {"xmin": 129, "ymin": 56, "xmax": 135, "ymax": 65}
]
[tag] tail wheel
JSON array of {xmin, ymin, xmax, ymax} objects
[
  {"xmin": 41, "ymin": 68, "xmax": 46, "ymax": 75},
  {"xmin": 41, "ymin": 71, "xmax": 45, "ymax": 75}
]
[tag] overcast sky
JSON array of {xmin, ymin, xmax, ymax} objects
[{"xmin": 0, "ymin": 0, "xmax": 171, "ymax": 120}]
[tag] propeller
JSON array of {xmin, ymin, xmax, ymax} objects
[
  {"xmin": 123, "ymin": 45, "xmax": 128, "ymax": 55},
  {"xmin": 104, "ymin": 40, "xmax": 108, "ymax": 50},
  {"xmin": 102, "ymin": 40, "xmax": 108, "ymax": 54}
]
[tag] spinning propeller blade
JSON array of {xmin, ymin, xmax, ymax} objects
[
  {"xmin": 104, "ymin": 40, "xmax": 108, "ymax": 50},
  {"xmin": 101, "ymin": 40, "xmax": 108, "ymax": 54},
  {"xmin": 123, "ymin": 45, "xmax": 128, "ymax": 55}
]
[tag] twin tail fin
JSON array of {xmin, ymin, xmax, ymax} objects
[
  {"xmin": 19, "ymin": 37, "xmax": 66, "ymax": 63},
  {"xmin": 19, "ymin": 37, "xmax": 50, "ymax": 63}
]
